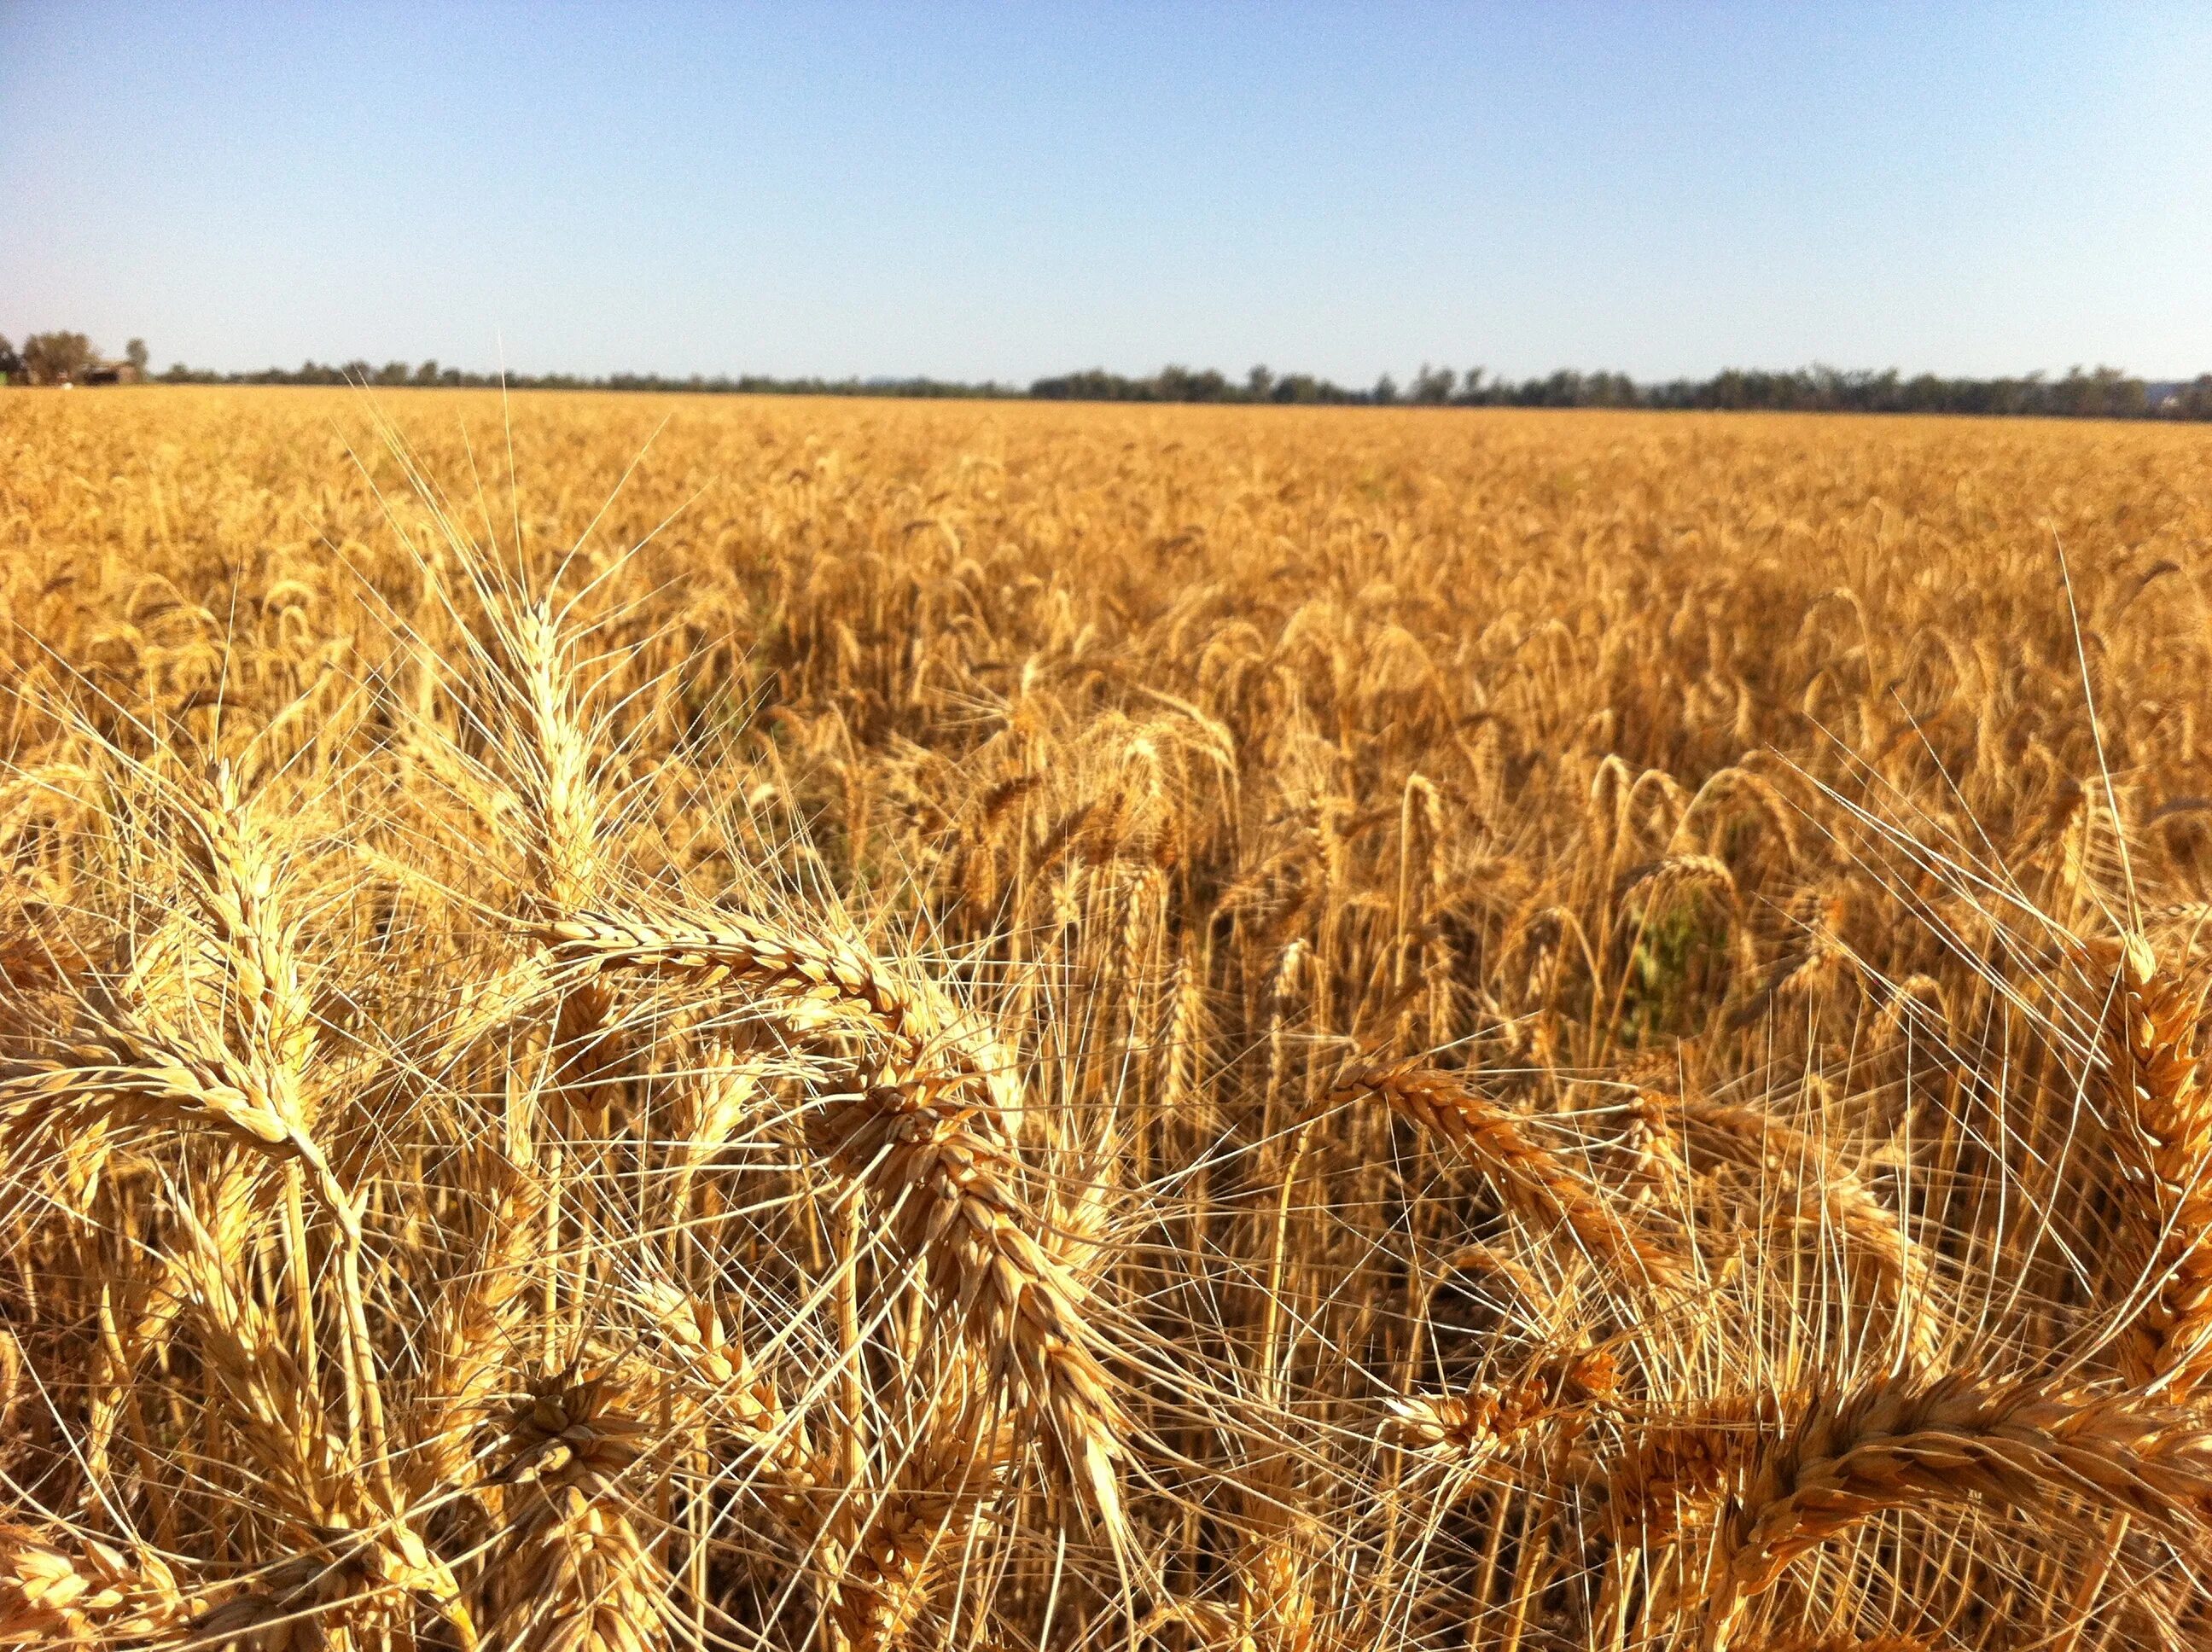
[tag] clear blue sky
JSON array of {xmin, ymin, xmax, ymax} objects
[{"xmin": 3, "ymin": 2, "xmax": 2209, "ymax": 384}]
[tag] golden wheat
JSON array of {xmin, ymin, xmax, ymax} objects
[{"xmin": 5, "ymin": 386, "xmax": 2212, "ymax": 1649}]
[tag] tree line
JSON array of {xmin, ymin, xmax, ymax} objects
[
  {"xmin": 148, "ymin": 358, "xmax": 1022, "ymax": 399},
  {"xmin": 1035, "ymin": 362, "xmax": 2212, "ymax": 419},
  {"xmin": 9, "ymin": 330, "xmax": 2212, "ymax": 421}
]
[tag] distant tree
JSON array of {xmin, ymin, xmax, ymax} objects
[
  {"xmin": 125, "ymin": 338, "xmax": 149, "ymax": 376},
  {"xmin": 21, "ymin": 331, "xmax": 98, "ymax": 386},
  {"xmin": 414, "ymin": 359, "xmax": 440, "ymax": 386},
  {"xmin": 1372, "ymin": 372, "xmax": 1399, "ymax": 405},
  {"xmin": 1410, "ymin": 363, "xmax": 1455, "ymax": 404},
  {"xmin": 0, "ymin": 334, "xmax": 19, "ymax": 382},
  {"xmin": 2071, "ymin": 365, "xmax": 2145, "ymax": 418},
  {"xmin": 2172, "ymin": 375, "xmax": 2212, "ymax": 421},
  {"xmin": 1155, "ymin": 364, "xmax": 1229, "ymax": 402},
  {"xmin": 1581, "ymin": 370, "xmax": 1638, "ymax": 408},
  {"xmin": 1246, "ymin": 364, "xmax": 1274, "ymax": 401}
]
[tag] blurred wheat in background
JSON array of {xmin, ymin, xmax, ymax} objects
[{"xmin": 5, "ymin": 386, "xmax": 2212, "ymax": 1649}]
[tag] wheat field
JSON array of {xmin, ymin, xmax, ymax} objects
[{"xmin": 4, "ymin": 386, "xmax": 2212, "ymax": 1650}]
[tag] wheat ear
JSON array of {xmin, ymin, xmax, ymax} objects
[
  {"xmin": 542, "ymin": 909, "xmax": 1130, "ymax": 1537},
  {"xmin": 0, "ymin": 1526, "xmax": 184, "ymax": 1644},
  {"xmin": 2, "ymin": 1012, "xmax": 357, "ymax": 1244},
  {"xmin": 808, "ymin": 1079, "xmax": 1131, "ymax": 1542},
  {"xmin": 1331, "ymin": 1062, "xmax": 1685, "ymax": 1288},
  {"xmin": 475, "ymin": 1376, "xmax": 672, "ymax": 1652},
  {"xmin": 2086, "ymin": 935, "xmax": 2212, "ymax": 1394},
  {"xmin": 1674, "ymin": 1093, "xmax": 1937, "ymax": 1361},
  {"xmin": 1703, "ymin": 1373, "xmax": 2212, "ymax": 1647},
  {"xmin": 538, "ymin": 909, "xmax": 1024, "ymax": 1119}
]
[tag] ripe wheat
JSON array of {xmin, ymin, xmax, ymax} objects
[{"xmin": 3, "ymin": 387, "xmax": 2211, "ymax": 1649}]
